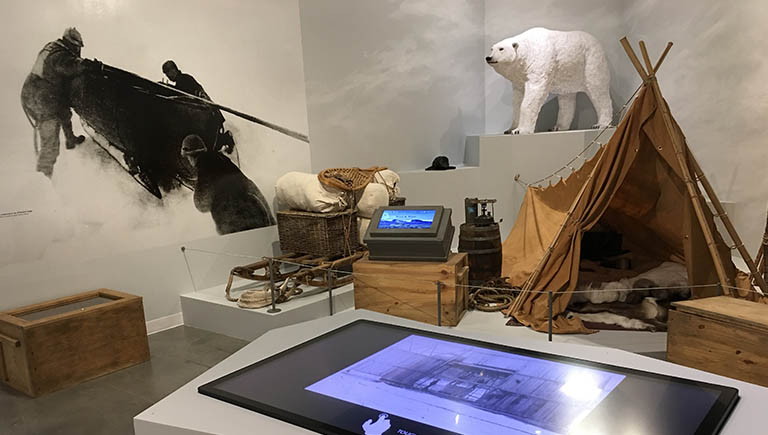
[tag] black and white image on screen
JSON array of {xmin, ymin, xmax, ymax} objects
[{"xmin": 307, "ymin": 335, "xmax": 625, "ymax": 434}]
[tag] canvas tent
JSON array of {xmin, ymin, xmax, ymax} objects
[{"xmin": 501, "ymin": 38, "xmax": 767, "ymax": 334}]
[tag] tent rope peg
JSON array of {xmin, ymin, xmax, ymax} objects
[{"xmin": 728, "ymin": 243, "xmax": 744, "ymax": 250}]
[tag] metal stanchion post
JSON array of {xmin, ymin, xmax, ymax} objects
[
  {"xmin": 180, "ymin": 246, "xmax": 198, "ymax": 293},
  {"xmin": 327, "ymin": 269, "xmax": 334, "ymax": 316},
  {"xmin": 267, "ymin": 258, "xmax": 281, "ymax": 314},
  {"xmin": 436, "ymin": 281, "xmax": 443, "ymax": 327},
  {"xmin": 548, "ymin": 291, "xmax": 553, "ymax": 342}
]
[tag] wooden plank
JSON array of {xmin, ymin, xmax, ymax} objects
[
  {"xmin": 0, "ymin": 322, "xmax": 31, "ymax": 395},
  {"xmin": 672, "ymin": 296, "xmax": 768, "ymax": 332},
  {"xmin": 667, "ymin": 310, "xmax": 768, "ymax": 387},
  {"xmin": 353, "ymin": 254, "xmax": 467, "ymax": 326},
  {"xmin": 354, "ymin": 274, "xmax": 461, "ymax": 325},
  {"xmin": 457, "ymin": 265, "xmax": 469, "ymax": 311},
  {"xmin": 0, "ymin": 342, "xmax": 5, "ymax": 382},
  {"xmin": 0, "ymin": 332, "xmax": 20, "ymax": 347},
  {"xmin": 0, "ymin": 313, "xmax": 26, "ymax": 328},
  {"xmin": 354, "ymin": 276, "xmax": 440, "ymax": 324},
  {"xmin": 97, "ymin": 288, "xmax": 141, "ymax": 301},
  {"xmin": 22, "ymin": 294, "xmax": 133, "ymax": 329},
  {"xmin": 5, "ymin": 291, "xmax": 101, "ymax": 317},
  {"xmin": 24, "ymin": 297, "xmax": 149, "ymax": 396}
]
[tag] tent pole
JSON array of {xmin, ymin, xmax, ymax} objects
[
  {"xmin": 638, "ymin": 41, "xmax": 655, "ymax": 77},
  {"xmin": 690, "ymin": 156, "xmax": 768, "ymax": 294},
  {"xmin": 620, "ymin": 38, "xmax": 649, "ymax": 80},
  {"xmin": 762, "ymin": 209, "xmax": 768, "ymax": 283},
  {"xmin": 645, "ymin": 77, "xmax": 733, "ymax": 293},
  {"xmin": 654, "ymin": 42, "xmax": 674, "ymax": 73}
]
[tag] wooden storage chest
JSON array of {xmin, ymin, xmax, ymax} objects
[
  {"xmin": 353, "ymin": 253, "xmax": 469, "ymax": 326},
  {"xmin": 0, "ymin": 289, "xmax": 150, "ymax": 397},
  {"xmin": 668, "ymin": 296, "xmax": 768, "ymax": 387}
]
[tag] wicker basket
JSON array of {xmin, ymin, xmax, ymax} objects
[{"xmin": 277, "ymin": 209, "xmax": 360, "ymax": 258}]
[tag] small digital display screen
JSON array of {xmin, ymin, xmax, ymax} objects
[{"xmin": 377, "ymin": 209, "xmax": 436, "ymax": 229}]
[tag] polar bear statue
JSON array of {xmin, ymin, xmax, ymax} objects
[{"xmin": 486, "ymin": 27, "xmax": 612, "ymax": 135}]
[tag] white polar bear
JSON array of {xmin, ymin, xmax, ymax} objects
[{"xmin": 486, "ymin": 27, "xmax": 613, "ymax": 135}]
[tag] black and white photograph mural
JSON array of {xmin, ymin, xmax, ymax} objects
[{"xmin": 0, "ymin": 0, "xmax": 310, "ymax": 268}]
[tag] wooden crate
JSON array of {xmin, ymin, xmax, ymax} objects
[
  {"xmin": 353, "ymin": 253, "xmax": 469, "ymax": 326},
  {"xmin": 668, "ymin": 296, "xmax": 768, "ymax": 387},
  {"xmin": 0, "ymin": 289, "xmax": 150, "ymax": 397}
]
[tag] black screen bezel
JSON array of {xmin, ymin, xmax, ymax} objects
[{"xmin": 198, "ymin": 319, "xmax": 739, "ymax": 435}]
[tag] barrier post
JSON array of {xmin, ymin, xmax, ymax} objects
[
  {"xmin": 328, "ymin": 269, "xmax": 334, "ymax": 316},
  {"xmin": 548, "ymin": 291, "xmax": 553, "ymax": 342},
  {"xmin": 267, "ymin": 258, "xmax": 281, "ymax": 314},
  {"xmin": 436, "ymin": 281, "xmax": 443, "ymax": 327}
]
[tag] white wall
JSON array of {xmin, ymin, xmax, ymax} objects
[
  {"xmin": 299, "ymin": 0, "xmax": 485, "ymax": 172},
  {"xmin": 624, "ymin": 0, "xmax": 768, "ymax": 255},
  {"xmin": 484, "ymin": 0, "xmax": 636, "ymax": 134},
  {"xmin": 0, "ymin": 0, "xmax": 310, "ymax": 321}
]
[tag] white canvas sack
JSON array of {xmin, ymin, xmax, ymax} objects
[
  {"xmin": 356, "ymin": 183, "xmax": 389, "ymax": 218},
  {"xmin": 371, "ymin": 169, "xmax": 400, "ymax": 199},
  {"xmin": 275, "ymin": 172, "xmax": 347, "ymax": 213},
  {"xmin": 358, "ymin": 217, "xmax": 371, "ymax": 244}
]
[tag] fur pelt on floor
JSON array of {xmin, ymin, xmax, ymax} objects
[
  {"xmin": 567, "ymin": 311, "xmax": 655, "ymax": 331},
  {"xmin": 567, "ymin": 262, "xmax": 691, "ymax": 331},
  {"xmin": 568, "ymin": 296, "xmax": 668, "ymax": 331},
  {"xmin": 571, "ymin": 261, "xmax": 689, "ymax": 305}
]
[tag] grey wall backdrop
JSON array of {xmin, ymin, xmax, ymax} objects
[
  {"xmin": 484, "ymin": 0, "xmax": 635, "ymax": 134},
  {"xmin": 299, "ymin": 0, "xmax": 486, "ymax": 172},
  {"xmin": 624, "ymin": 0, "xmax": 768, "ymax": 254}
]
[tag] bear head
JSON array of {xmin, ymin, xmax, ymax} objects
[{"xmin": 486, "ymin": 38, "xmax": 520, "ymax": 68}]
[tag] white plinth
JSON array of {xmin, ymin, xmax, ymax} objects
[
  {"xmin": 180, "ymin": 281, "xmax": 354, "ymax": 341},
  {"xmin": 399, "ymin": 129, "xmax": 613, "ymax": 247},
  {"xmin": 135, "ymin": 310, "xmax": 767, "ymax": 435}
]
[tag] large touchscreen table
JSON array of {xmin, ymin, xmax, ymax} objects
[{"xmin": 199, "ymin": 320, "xmax": 738, "ymax": 435}]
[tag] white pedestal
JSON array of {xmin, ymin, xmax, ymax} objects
[
  {"xmin": 399, "ymin": 129, "xmax": 613, "ymax": 247},
  {"xmin": 134, "ymin": 310, "xmax": 767, "ymax": 435},
  {"xmin": 180, "ymin": 281, "xmax": 354, "ymax": 341}
]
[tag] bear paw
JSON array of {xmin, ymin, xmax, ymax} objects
[{"xmin": 507, "ymin": 127, "xmax": 533, "ymax": 135}]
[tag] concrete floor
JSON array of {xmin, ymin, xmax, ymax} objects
[{"xmin": 0, "ymin": 326, "xmax": 248, "ymax": 435}]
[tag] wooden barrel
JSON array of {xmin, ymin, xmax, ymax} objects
[{"xmin": 458, "ymin": 223, "xmax": 502, "ymax": 285}]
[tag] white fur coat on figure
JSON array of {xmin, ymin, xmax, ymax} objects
[{"xmin": 486, "ymin": 27, "xmax": 613, "ymax": 135}]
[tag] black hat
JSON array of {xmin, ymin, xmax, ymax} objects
[{"xmin": 425, "ymin": 156, "xmax": 455, "ymax": 171}]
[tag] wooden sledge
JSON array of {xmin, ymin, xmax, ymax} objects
[{"xmin": 224, "ymin": 251, "xmax": 365, "ymax": 308}]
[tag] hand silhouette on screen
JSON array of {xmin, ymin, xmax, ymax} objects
[{"xmin": 362, "ymin": 413, "xmax": 391, "ymax": 435}]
